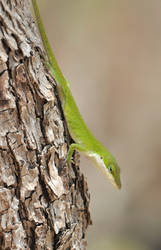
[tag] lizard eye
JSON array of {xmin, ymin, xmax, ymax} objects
[{"xmin": 108, "ymin": 165, "xmax": 113, "ymax": 173}]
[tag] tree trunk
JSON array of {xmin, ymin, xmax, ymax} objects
[{"xmin": 0, "ymin": 0, "xmax": 91, "ymax": 249}]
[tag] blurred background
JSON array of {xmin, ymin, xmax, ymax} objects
[{"xmin": 37, "ymin": 0, "xmax": 161, "ymax": 249}]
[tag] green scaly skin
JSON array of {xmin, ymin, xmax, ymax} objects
[{"xmin": 32, "ymin": 0, "xmax": 121, "ymax": 189}]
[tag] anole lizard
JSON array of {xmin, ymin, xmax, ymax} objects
[{"xmin": 32, "ymin": 0, "xmax": 121, "ymax": 189}]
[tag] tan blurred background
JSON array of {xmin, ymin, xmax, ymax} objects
[{"xmin": 37, "ymin": 0, "xmax": 161, "ymax": 249}]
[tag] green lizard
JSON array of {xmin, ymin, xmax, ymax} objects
[{"xmin": 32, "ymin": 0, "xmax": 121, "ymax": 189}]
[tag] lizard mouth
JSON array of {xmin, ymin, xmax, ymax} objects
[
  {"xmin": 104, "ymin": 171, "xmax": 121, "ymax": 190},
  {"xmin": 113, "ymin": 181, "xmax": 121, "ymax": 190}
]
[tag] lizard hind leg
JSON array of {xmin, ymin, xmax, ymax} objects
[{"xmin": 66, "ymin": 143, "xmax": 86, "ymax": 163}]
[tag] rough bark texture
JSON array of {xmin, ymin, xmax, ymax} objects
[{"xmin": 0, "ymin": 0, "xmax": 91, "ymax": 249}]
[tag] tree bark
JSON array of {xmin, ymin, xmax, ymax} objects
[{"xmin": 0, "ymin": 0, "xmax": 91, "ymax": 249}]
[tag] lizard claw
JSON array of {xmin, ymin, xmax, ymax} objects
[{"xmin": 66, "ymin": 155, "xmax": 74, "ymax": 164}]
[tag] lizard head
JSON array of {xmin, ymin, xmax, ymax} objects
[
  {"xmin": 104, "ymin": 160, "xmax": 121, "ymax": 190},
  {"xmin": 89, "ymin": 152, "xmax": 121, "ymax": 189}
]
